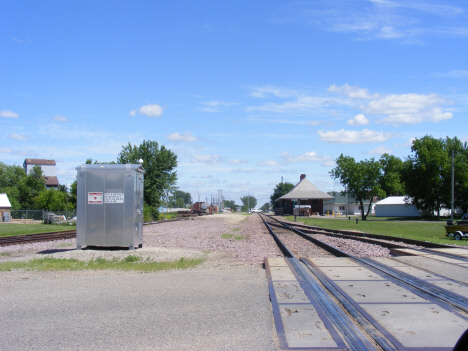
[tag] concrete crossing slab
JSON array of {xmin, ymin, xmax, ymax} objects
[
  {"xmin": 306, "ymin": 257, "xmax": 468, "ymax": 350},
  {"xmin": 265, "ymin": 258, "xmax": 347, "ymax": 350}
]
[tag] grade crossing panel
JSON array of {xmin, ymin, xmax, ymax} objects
[{"xmin": 306, "ymin": 257, "xmax": 468, "ymax": 350}]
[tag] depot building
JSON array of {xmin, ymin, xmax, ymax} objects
[{"xmin": 276, "ymin": 174, "xmax": 334, "ymax": 216}]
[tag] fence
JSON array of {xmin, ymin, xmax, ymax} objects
[{"xmin": 9, "ymin": 210, "xmax": 77, "ymax": 224}]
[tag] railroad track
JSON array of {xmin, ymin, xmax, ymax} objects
[
  {"xmin": 0, "ymin": 218, "xmax": 193, "ymax": 248},
  {"xmin": 275, "ymin": 217, "xmax": 468, "ymax": 263},
  {"xmin": 0, "ymin": 230, "xmax": 77, "ymax": 247},
  {"xmin": 260, "ymin": 214, "xmax": 468, "ymax": 350}
]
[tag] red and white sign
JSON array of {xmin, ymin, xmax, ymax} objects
[{"xmin": 88, "ymin": 192, "xmax": 103, "ymax": 204}]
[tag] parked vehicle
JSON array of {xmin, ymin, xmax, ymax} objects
[
  {"xmin": 251, "ymin": 209, "xmax": 262, "ymax": 213},
  {"xmin": 445, "ymin": 220, "xmax": 468, "ymax": 240}
]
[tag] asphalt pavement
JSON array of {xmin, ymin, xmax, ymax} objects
[{"xmin": 0, "ymin": 266, "xmax": 278, "ymax": 351}]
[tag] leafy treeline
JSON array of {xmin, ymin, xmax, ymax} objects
[
  {"xmin": 0, "ymin": 164, "xmax": 72, "ymax": 211},
  {"xmin": 331, "ymin": 136, "xmax": 468, "ymax": 220},
  {"xmin": 240, "ymin": 195, "xmax": 257, "ymax": 211},
  {"xmin": 1, "ymin": 140, "xmax": 187, "ymax": 221},
  {"xmin": 270, "ymin": 182, "xmax": 295, "ymax": 209},
  {"xmin": 165, "ymin": 190, "xmax": 192, "ymax": 208}
]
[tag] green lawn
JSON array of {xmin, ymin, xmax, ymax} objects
[
  {"xmin": 0, "ymin": 224, "xmax": 76, "ymax": 238},
  {"xmin": 284, "ymin": 216, "xmax": 466, "ymax": 246}
]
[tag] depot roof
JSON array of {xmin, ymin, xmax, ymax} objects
[{"xmin": 277, "ymin": 178, "xmax": 334, "ymax": 201}]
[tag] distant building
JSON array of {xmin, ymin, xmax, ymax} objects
[
  {"xmin": 276, "ymin": 174, "xmax": 334, "ymax": 216},
  {"xmin": 0, "ymin": 193, "xmax": 12, "ymax": 221},
  {"xmin": 323, "ymin": 193, "xmax": 375, "ymax": 216},
  {"xmin": 374, "ymin": 196, "xmax": 420, "ymax": 217},
  {"xmin": 23, "ymin": 159, "xmax": 59, "ymax": 189}
]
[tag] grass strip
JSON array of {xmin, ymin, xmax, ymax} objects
[
  {"xmin": 285, "ymin": 216, "xmax": 467, "ymax": 246},
  {"xmin": 0, "ymin": 224, "xmax": 76, "ymax": 238},
  {"xmin": 0, "ymin": 255, "xmax": 205, "ymax": 272}
]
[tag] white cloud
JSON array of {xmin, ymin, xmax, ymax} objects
[
  {"xmin": 166, "ymin": 132, "xmax": 199, "ymax": 143},
  {"xmin": 404, "ymin": 138, "xmax": 416, "ymax": 147},
  {"xmin": 250, "ymin": 86, "xmax": 298, "ymax": 98},
  {"xmin": 366, "ymin": 145, "xmax": 393, "ymax": 156},
  {"xmin": 328, "ymin": 84, "xmax": 376, "ymax": 99},
  {"xmin": 200, "ymin": 100, "xmax": 238, "ymax": 113},
  {"xmin": 54, "ymin": 115, "xmax": 68, "ymax": 122},
  {"xmin": 0, "ymin": 148, "xmax": 13, "ymax": 153},
  {"xmin": 364, "ymin": 93, "xmax": 452, "ymax": 125},
  {"xmin": 229, "ymin": 159, "xmax": 247, "ymax": 164},
  {"xmin": 432, "ymin": 70, "xmax": 468, "ymax": 78},
  {"xmin": 257, "ymin": 160, "xmax": 279, "ymax": 166},
  {"xmin": 231, "ymin": 168, "xmax": 257, "ymax": 174},
  {"xmin": 247, "ymin": 95, "xmax": 331, "ymax": 114},
  {"xmin": 365, "ymin": 93, "xmax": 443, "ymax": 114},
  {"xmin": 318, "ymin": 129, "xmax": 392, "ymax": 144},
  {"xmin": 8, "ymin": 134, "xmax": 28, "ymax": 141},
  {"xmin": 191, "ymin": 154, "xmax": 223, "ymax": 164},
  {"xmin": 280, "ymin": 151, "xmax": 333, "ymax": 166},
  {"xmin": 131, "ymin": 104, "xmax": 164, "ymax": 117},
  {"xmin": 281, "ymin": 2, "xmax": 467, "ymax": 43},
  {"xmin": 347, "ymin": 114, "xmax": 369, "ymax": 125},
  {"xmin": 0, "ymin": 110, "xmax": 19, "ymax": 118}
]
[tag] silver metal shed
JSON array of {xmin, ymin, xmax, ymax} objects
[{"xmin": 75, "ymin": 164, "xmax": 145, "ymax": 249}]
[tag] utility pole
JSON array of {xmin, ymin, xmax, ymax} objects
[{"xmin": 451, "ymin": 150, "xmax": 454, "ymax": 222}]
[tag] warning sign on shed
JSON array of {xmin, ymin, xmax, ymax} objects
[
  {"xmin": 105, "ymin": 193, "xmax": 124, "ymax": 203},
  {"xmin": 88, "ymin": 192, "xmax": 103, "ymax": 204}
]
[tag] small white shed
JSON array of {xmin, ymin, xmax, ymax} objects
[
  {"xmin": 374, "ymin": 196, "xmax": 420, "ymax": 217},
  {"xmin": 0, "ymin": 193, "xmax": 12, "ymax": 221}
]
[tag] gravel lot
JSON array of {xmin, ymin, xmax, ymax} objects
[{"xmin": 0, "ymin": 213, "xmax": 283, "ymax": 266}]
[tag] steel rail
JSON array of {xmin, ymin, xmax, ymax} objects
[
  {"xmin": 354, "ymin": 256, "xmax": 468, "ymax": 313},
  {"xmin": 279, "ymin": 217, "xmax": 459, "ymax": 249},
  {"xmin": 0, "ymin": 230, "xmax": 77, "ymax": 247},
  {"xmin": 260, "ymin": 215, "xmax": 381, "ymax": 351},
  {"xmin": 263, "ymin": 215, "xmax": 468, "ymax": 313},
  {"xmin": 285, "ymin": 225, "xmax": 468, "ymax": 263},
  {"xmin": 273, "ymin": 216, "xmax": 468, "ymax": 262}
]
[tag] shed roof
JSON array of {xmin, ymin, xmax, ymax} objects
[
  {"xmin": 44, "ymin": 176, "xmax": 60, "ymax": 186},
  {"xmin": 24, "ymin": 159, "xmax": 56, "ymax": 166},
  {"xmin": 277, "ymin": 178, "xmax": 334, "ymax": 201},
  {"xmin": 0, "ymin": 194, "xmax": 12, "ymax": 208},
  {"xmin": 374, "ymin": 196, "xmax": 410, "ymax": 206}
]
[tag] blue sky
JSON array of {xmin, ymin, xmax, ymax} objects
[{"xmin": 1, "ymin": 0, "xmax": 468, "ymax": 207}]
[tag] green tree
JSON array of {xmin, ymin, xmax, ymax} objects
[
  {"xmin": 224, "ymin": 199, "xmax": 238, "ymax": 210},
  {"xmin": 379, "ymin": 153, "xmax": 405, "ymax": 196},
  {"xmin": 270, "ymin": 182, "xmax": 294, "ymax": 208},
  {"xmin": 260, "ymin": 202, "xmax": 269, "ymax": 212},
  {"xmin": 403, "ymin": 136, "xmax": 468, "ymax": 216},
  {"xmin": 168, "ymin": 190, "xmax": 192, "ymax": 208},
  {"xmin": 18, "ymin": 165, "xmax": 46, "ymax": 209},
  {"xmin": 330, "ymin": 154, "xmax": 385, "ymax": 220},
  {"xmin": 444, "ymin": 137, "xmax": 468, "ymax": 214},
  {"xmin": 69, "ymin": 179, "xmax": 78, "ymax": 209},
  {"xmin": 34, "ymin": 188, "xmax": 74, "ymax": 211},
  {"xmin": 0, "ymin": 162, "xmax": 27, "ymax": 209},
  {"xmin": 240, "ymin": 195, "xmax": 257, "ymax": 211},
  {"xmin": 117, "ymin": 140, "xmax": 178, "ymax": 220}
]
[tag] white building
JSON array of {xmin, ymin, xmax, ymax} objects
[
  {"xmin": 0, "ymin": 193, "xmax": 12, "ymax": 221},
  {"xmin": 374, "ymin": 196, "xmax": 421, "ymax": 217},
  {"xmin": 323, "ymin": 194, "xmax": 375, "ymax": 216},
  {"xmin": 23, "ymin": 159, "xmax": 59, "ymax": 189}
]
